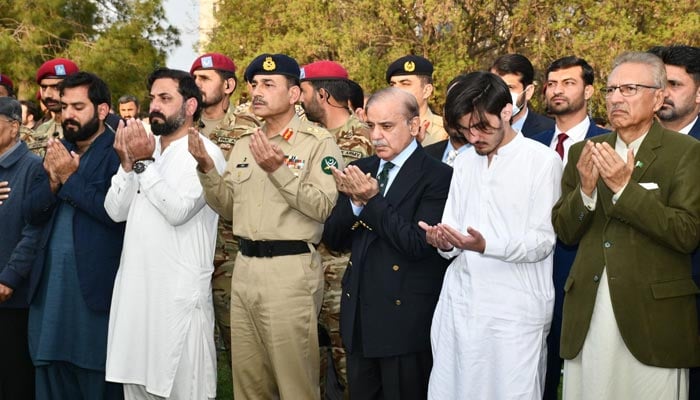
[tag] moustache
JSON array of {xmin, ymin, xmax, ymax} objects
[
  {"xmin": 662, "ymin": 99, "xmax": 674, "ymax": 106},
  {"xmin": 63, "ymin": 119, "xmax": 80, "ymax": 129},
  {"xmin": 149, "ymin": 111, "xmax": 166, "ymax": 121},
  {"xmin": 252, "ymin": 97, "xmax": 266, "ymax": 106},
  {"xmin": 372, "ymin": 140, "xmax": 388, "ymax": 147}
]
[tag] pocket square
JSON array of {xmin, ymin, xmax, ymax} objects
[{"xmin": 640, "ymin": 182, "xmax": 659, "ymax": 190}]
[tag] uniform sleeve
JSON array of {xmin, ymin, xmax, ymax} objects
[
  {"xmin": 268, "ymin": 137, "xmax": 343, "ymax": 223},
  {"xmin": 199, "ymin": 156, "xmax": 235, "ymax": 221}
]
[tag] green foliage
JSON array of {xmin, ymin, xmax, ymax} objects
[
  {"xmin": 0, "ymin": 0, "xmax": 178, "ymax": 110},
  {"xmin": 207, "ymin": 0, "xmax": 699, "ymax": 120}
]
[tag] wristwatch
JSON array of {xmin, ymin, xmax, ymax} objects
[{"xmin": 133, "ymin": 158, "xmax": 155, "ymax": 174}]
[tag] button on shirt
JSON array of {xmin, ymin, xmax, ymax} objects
[
  {"xmin": 549, "ymin": 118, "xmax": 590, "ymax": 167},
  {"xmin": 351, "ymin": 139, "xmax": 418, "ymax": 215}
]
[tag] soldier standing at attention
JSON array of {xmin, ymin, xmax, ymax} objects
[
  {"xmin": 386, "ymin": 55, "xmax": 447, "ymax": 146},
  {"xmin": 299, "ymin": 59, "xmax": 374, "ymax": 397},
  {"xmin": 190, "ymin": 52, "xmax": 260, "ymax": 364},
  {"xmin": 189, "ymin": 53, "xmax": 343, "ymax": 400}
]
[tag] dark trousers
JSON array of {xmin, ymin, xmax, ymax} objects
[
  {"xmin": 347, "ymin": 350, "xmax": 432, "ymax": 400},
  {"xmin": 35, "ymin": 362, "xmax": 122, "ymax": 400},
  {"xmin": 0, "ymin": 308, "xmax": 34, "ymax": 400}
]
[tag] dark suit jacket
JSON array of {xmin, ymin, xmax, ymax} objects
[
  {"xmin": 27, "ymin": 128, "xmax": 125, "ymax": 311},
  {"xmin": 689, "ymin": 117, "xmax": 700, "ymax": 140},
  {"xmin": 553, "ymin": 121, "xmax": 700, "ymax": 367},
  {"xmin": 423, "ymin": 139, "xmax": 448, "ymax": 162},
  {"xmin": 521, "ymin": 109, "xmax": 555, "ymax": 137},
  {"xmin": 322, "ymin": 145, "xmax": 452, "ymax": 358}
]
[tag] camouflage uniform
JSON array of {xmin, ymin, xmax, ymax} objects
[
  {"xmin": 19, "ymin": 125, "xmax": 47, "ymax": 157},
  {"xmin": 198, "ymin": 103, "xmax": 260, "ymax": 363},
  {"xmin": 421, "ymin": 108, "xmax": 448, "ymax": 146},
  {"xmin": 318, "ymin": 113, "xmax": 373, "ymax": 398}
]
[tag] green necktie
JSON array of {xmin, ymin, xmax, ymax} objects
[{"xmin": 377, "ymin": 161, "xmax": 395, "ymax": 196}]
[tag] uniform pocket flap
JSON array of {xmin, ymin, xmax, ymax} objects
[
  {"xmin": 564, "ymin": 276, "xmax": 575, "ymax": 292},
  {"xmin": 651, "ymin": 279, "xmax": 700, "ymax": 299}
]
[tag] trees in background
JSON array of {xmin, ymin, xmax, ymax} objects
[
  {"xmin": 208, "ymin": 0, "xmax": 700, "ymax": 119},
  {"xmin": 0, "ymin": 0, "xmax": 178, "ymax": 111}
]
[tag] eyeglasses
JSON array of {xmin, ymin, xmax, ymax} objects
[{"xmin": 600, "ymin": 84, "xmax": 659, "ymax": 97}]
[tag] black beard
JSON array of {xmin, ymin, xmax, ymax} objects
[
  {"xmin": 149, "ymin": 110, "xmax": 184, "ymax": 136},
  {"xmin": 62, "ymin": 112, "xmax": 100, "ymax": 143},
  {"xmin": 201, "ymin": 91, "xmax": 225, "ymax": 108}
]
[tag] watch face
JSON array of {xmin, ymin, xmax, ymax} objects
[{"xmin": 134, "ymin": 161, "xmax": 146, "ymax": 174}]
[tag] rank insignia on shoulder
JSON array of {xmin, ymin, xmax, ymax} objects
[
  {"xmin": 321, "ymin": 156, "xmax": 339, "ymax": 174},
  {"xmin": 282, "ymin": 128, "xmax": 293, "ymax": 141}
]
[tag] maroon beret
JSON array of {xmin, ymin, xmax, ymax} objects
[
  {"xmin": 36, "ymin": 58, "xmax": 79, "ymax": 83},
  {"xmin": 300, "ymin": 61, "xmax": 349, "ymax": 81},
  {"xmin": 190, "ymin": 53, "xmax": 237, "ymax": 75},
  {"xmin": 0, "ymin": 74, "xmax": 13, "ymax": 91}
]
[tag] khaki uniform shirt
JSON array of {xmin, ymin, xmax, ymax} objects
[
  {"xmin": 422, "ymin": 108, "xmax": 448, "ymax": 146},
  {"xmin": 328, "ymin": 114, "xmax": 374, "ymax": 165},
  {"xmin": 199, "ymin": 114, "xmax": 343, "ymax": 244}
]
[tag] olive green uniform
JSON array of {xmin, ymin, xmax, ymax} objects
[
  {"xmin": 317, "ymin": 114, "xmax": 373, "ymax": 398},
  {"xmin": 197, "ymin": 103, "xmax": 261, "ymax": 364},
  {"xmin": 199, "ymin": 114, "xmax": 343, "ymax": 400},
  {"xmin": 29, "ymin": 119, "xmax": 64, "ymax": 157},
  {"xmin": 421, "ymin": 108, "xmax": 448, "ymax": 146}
]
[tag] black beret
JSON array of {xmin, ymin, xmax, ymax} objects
[
  {"xmin": 244, "ymin": 53, "xmax": 300, "ymax": 83},
  {"xmin": 385, "ymin": 55, "xmax": 434, "ymax": 83}
]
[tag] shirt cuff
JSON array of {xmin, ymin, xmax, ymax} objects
[
  {"xmin": 268, "ymin": 164, "xmax": 295, "ymax": 188},
  {"xmin": 351, "ymin": 199, "xmax": 363, "ymax": 216},
  {"xmin": 612, "ymin": 184, "xmax": 627, "ymax": 205},
  {"xmin": 581, "ymin": 188, "xmax": 597, "ymax": 211}
]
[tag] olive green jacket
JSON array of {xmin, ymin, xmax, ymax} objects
[{"xmin": 553, "ymin": 121, "xmax": 700, "ymax": 367}]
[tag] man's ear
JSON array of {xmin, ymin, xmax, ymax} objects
[
  {"xmin": 97, "ymin": 103, "xmax": 110, "ymax": 120},
  {"xmin": 422, "ymin": 83, "xmax": 434, "ymax": 101},
  {"xmin": 224, "ymin": 78, "xmax": 236, "ymax": 94},
  {"xmin": 288, "ymin": 85, "xmax": 301, "ymax": 104},
  {"xmin": 524, "ymin": 83, "xmax": 536, "ymax": 102},
  {"xmin": 584, "ymin": 84, "xmax": 594, "ymax": 101},
  {"xmin": 185, "ymin": 97, "xmax": 199, "ymax": 117}
]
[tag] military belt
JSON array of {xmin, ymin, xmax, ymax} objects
[{"xmin": 238, "ymin": 238, "xmax": 310, "ymax": 258}]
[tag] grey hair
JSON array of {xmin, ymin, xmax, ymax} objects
[
  {"xmin": 612, "ymin": 52, "xmax": 666, "ymax": 88},
  {"xmin": 365, "ymin": 87, "xmax": 419, "ymax": 122}
]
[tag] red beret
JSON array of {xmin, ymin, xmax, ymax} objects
[
  {"xmin": 190, "ymin": 53, "xmax": 236, "ymax": 75},
  {"xmin": 36, "ymin": 58, "xmax": 79, "ymax": 83},
  {"xmin": 300, "ymin": 61, "xmax": 349, "ymax": 81},
  {"xmin": 0, "ymin": 74, "xmax": 13, "ymax": 91}
]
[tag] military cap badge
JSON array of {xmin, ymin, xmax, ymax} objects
[
  {"xmin": 403, "ymin": 61, "xmax": 416, "ymax": 72},
  {"xmin": 263, "ymin": 57, "xmax": 276, "ymax": 71}
]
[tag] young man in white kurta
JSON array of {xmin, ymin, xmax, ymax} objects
[
  {"xmin": 420, "ymin": 72, "xmax": 562, "ymax": 400},
  {"xmin": 104, "ymin": 68, "xmax": 226, "ymax": 400}
]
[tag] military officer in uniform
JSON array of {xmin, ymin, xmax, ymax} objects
[
  {"xmin": 189, "ymin": 53, "xmax": 343, "ymax": 400},
  {"xmin": 386, "ymin": 55, "xmax": 447, "ymax": 146},
  {"xmin": 190, "ymin": 52, "xmax": 260, "ymax": 363},
  {"xmin": 299, "ymin": 59, "xmax": 374, "ymax": 397},
  {"xmin": 33, "ymin": 58, "xmax": 80, "ymax": 145}
]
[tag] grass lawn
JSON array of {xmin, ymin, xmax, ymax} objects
[{"xmin": 216, "ymin": 350, "xmax": 233, "ymax": 399}]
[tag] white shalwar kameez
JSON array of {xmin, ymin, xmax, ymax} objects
[
  {"xmin": 428, "ymin": 133, "xmax": 562, "ymax": 400},
  {"xmin": 104, "ymin": 134, "xmax": 226, "ymax": 399}
]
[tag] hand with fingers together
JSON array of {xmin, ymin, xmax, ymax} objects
[
  {"xmin": 187, "ymin": 127, "xmax": 216, "ymax": 173},
  {"xmin": 44, "ymin": 138, "xmax": 80, "ymax": 186},
  {"xmin": 0, "ymin": 181, "xmax": 10, "ymax": 205},
  {"xmin": 249, "ymin": 128, "xmax": 285, "ymax": 173},
  {"xmin": 418, "ymin": 220, "xmax": 453, "ymax": 251},
  {"xmin": 576, "ymin": 140, "xmax": 599, "ymax": 197},
  {"xmin": 125, "ymin": 118, "xmax": 155, "ymax": 161},
  {"xmin": 114, "ymin": 119, "xmax": 135, "ymax": 171},
  {"xmin": 590, "ymin": 142, "xmax": 634, "ymax": 193},
  {"xmin": 331, "ymin": 165, "xmax": 378, "ymax": 206}
]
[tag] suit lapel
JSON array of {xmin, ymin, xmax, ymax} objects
[{"xmin": 631, "ymin": 122, "xmax": 662, "ymax": 182}]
